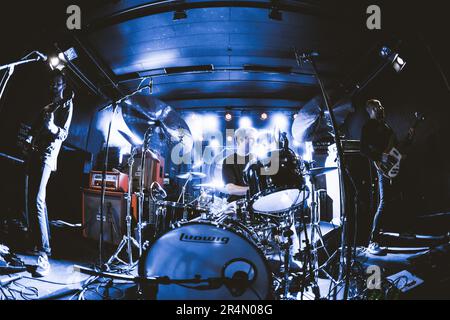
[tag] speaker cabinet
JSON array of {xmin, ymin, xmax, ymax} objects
[{"xmin": 81, "ymin": 188, "xmax": 127, "ymax": 245}]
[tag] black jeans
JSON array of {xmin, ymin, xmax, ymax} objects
[
  {"xmin": 27, "ymin": 158, "xmax": 52, "ymax": 256},
  {"xmin": 370, "ymin": 170, "xmax": 392, "ymax": 243}
]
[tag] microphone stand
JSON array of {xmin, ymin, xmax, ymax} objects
[
  {"xmin": 97, "ymin": 84, "xmax": 151, "ymax": 268},
  {"xmin": 0, "ymin": 53, "xmax": 43, "ymax": 111},
  {"xmin": 295, "ymin": 50, "xmax": 356, "ymax": 300}
]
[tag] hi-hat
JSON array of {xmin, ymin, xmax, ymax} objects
[{"xmin": 176, "ymin": 172, "xmax": 207, "ymax": 180}]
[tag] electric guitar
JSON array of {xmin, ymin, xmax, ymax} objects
[
  {"xmin": 374, "ymin": 112, "xmax": 425, "ymax": 179},
  {"xmin": 23, "ymin": 90, "xmax": 73, "ymax": 157}
]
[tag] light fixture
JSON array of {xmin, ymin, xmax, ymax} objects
[
  {"xmin": 173, "ymin": 9, "xmax": 187, "ymax": 20},
  {"xmin": 239, "ymin": 116, "xmax": 252, "ymax": 129},
  {"xmin": 49, "ymin": 57, "xmax": 62, "ymax": 70},
  {"xmin": 260, "ymin": 112, "xmax": 268, "ymax": 120},
  {"xmin": 49, "ymin": 47, "xmax": 78, "ymax": 71},
  {"xmin": 225, "ymin": 112, "xmax": 233, "ymax": 121},
  {"xmin": 269, "ymin": 1, "xmax": 282, "ymax": 21},
  {"xmin": 380, "ymin": 46, "xmax": 406, "ymax": 73},
  {"xmin": 272, "ymin": 113, "xmax": 288, "ymax": 130}
]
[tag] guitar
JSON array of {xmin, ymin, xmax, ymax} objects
[
  {"xmin": 374, "ymin": 112, "xmax": 425, "ymax": 179},
  {"xmin": 23, "ymin": 89, "xmax": 73, "ymax": 157}
]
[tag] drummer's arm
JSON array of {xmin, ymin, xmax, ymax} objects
[{"xmin": 225, "ymin": 183, "xmax": 249, "ymax": 196}]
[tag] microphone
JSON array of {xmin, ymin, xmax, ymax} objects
[{"xmin": 34, "ymin": 51, "xmax": 48, "ymax": 62}]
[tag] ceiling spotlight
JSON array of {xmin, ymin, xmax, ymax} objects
[
  {"xmin": 49, "ymin": 47, "xmax": 78, "ymax": 71},
  {"xmin": 260, "ymin": 112, "xmax": 268, "ymax": 120},
  {"xmin": 239, "ymin": 116, "xmax": 252, "ymax": 129},
  {"xmin": 293, "ymin": 113, "xmax": 298, "ymax": 119},
  {"xmin": 49, "ymin": 57, "xmax": 65, "ymax": 70},
  {"xmin": 173, "ymin": 9, "xmax": 187, "ymax": 20},
  {"xmin": 380, "ymin": 46, "xmax": 406, "ymax": 73},
  {"xmin": 225, "ymin": 112, "xmax": 233, "ymax": 121}
]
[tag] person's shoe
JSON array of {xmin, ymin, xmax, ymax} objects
[
  {"xmin": 367, "ymin": 242, "xmax": 387, "ymax": 256},
  {"xmin": 33, "ymin": 254, "xmax": 51, "ymax": 277}
]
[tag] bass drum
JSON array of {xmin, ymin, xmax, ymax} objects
[{"xmin": 139, "ymin": 222, "xmax": 272, "ymax": 300}]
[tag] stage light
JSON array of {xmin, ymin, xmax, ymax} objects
[
  {"xmin": 380, "ymin": 46, "xmax": 406, "ymax": 73},
  {"xmin": 210, "ymin": 138, "xmax": 220, "ymax": 149},
  {"xmin": 49, "ymin": 57, "xmax": 63, "ymax": 70},
  {"xmin": 225, "ymin": 112, "xmax": 232, "ymax": 121},
  {"xmin": 272, "ymin": 113, "xmax": 289, "ymax": 130},
  {"xmin": 226, "ymin": 135, "xmax": 233, "ymax": 143},
  {"xmin": 203, "ymin": 114, "xmax": 219, "ymax": 132},
  {"xmin": 239, "ymin": 116, "xmax": 252, "ymax": 128},
  {"xmin": 260, "ymin": 112, "xmax": 268, "ymax": 120},
  {"xmin": 186, "ymin": 114, "xmax": 203, "ymax": 141},
  {"xmin": 293, "ymin": 113, "xmax": 298, "ymax": 119},
  {"xmin": 173, "ymin": 9, "xmax": 187, "ymax": 20}
]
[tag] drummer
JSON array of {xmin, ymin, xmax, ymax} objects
[
  {"xmin": 222, "ymin": 127, "xmax": 302, "ymax": 270},
  {"xmin": 222, "ymin": 127, "xmax": 258, "ymax": 203}
]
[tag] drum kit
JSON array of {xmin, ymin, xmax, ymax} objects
[{"xmin": 100, "ymin": 95, "xmax": 340, "ymax": 300}]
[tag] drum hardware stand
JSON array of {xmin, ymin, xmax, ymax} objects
[
  {"xmin": 307, "ymin": 174, "xmax": 331, "ymax": 280},
  {"xmin": 136, "ymin": 126, "xmax": 157, "ymax": 256},
  {"xmin": 105, "ymin": 147, "xmax": 140, "ymax": 270},
  {"xmin": 295, "ymin": 49, "xmax": 359, "ymax": 299},
  {"xmin": 295, "ymin": 203, "xmax": 321, "ymax": 300}
]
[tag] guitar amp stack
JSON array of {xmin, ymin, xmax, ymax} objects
[{"xmin": 82, "ymin": 153, "xmax": 165, "ymax": 245}]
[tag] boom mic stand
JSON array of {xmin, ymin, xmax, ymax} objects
[
  {"xmin": 0, "ymin": 51, "xmax": 46, "ymax": 111},
  {"xmin": 96, "ymin": 83, "xmax": 151, "ymax": 268},
  {"xmin": 294, "ymin": 50, "xmax": 357, "ymax": 300}
]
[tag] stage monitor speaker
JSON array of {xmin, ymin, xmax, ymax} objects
[{"xmin": 81, "ymin": 188, "xmax": 126, "ymax": 245}]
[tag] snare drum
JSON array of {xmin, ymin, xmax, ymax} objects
[
  {"xmin": 244, "ymin": 148, "xmax": 309, "ymax": 215},
  {"xmin": 139, "ymin": 221, "xmax": 272, "ymax": 300}
]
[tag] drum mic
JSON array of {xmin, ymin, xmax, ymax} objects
[
  {"xmin": 222, "ymin": 259, "xmax": 256, "ymax": 297},
  {"xmin": 224, "ymin": 271, "xmax": 252, "ymax": 297}
]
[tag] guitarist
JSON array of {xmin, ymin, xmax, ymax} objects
[
  {"xmin": 24, "ymin": 70, "xmax": 74, "ymax": 276},
  {"xmin": 361, "ymin": 99, "xmax": 401, "ymax": 255}
]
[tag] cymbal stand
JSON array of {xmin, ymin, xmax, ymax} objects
[
  {"xmin": 105, "ymin": 147, "xmax": 140, "ymax": 270},
  {"xmin": 177, "ymin": 175, "xmax": 192, "ymax": 221},
  {"xmin": 136, "ymin": 127, "xmax": 155, "ymax": 256},
  {"xmin": 308, "ymin": 174, "xmax": 331, "ymax": 280}
]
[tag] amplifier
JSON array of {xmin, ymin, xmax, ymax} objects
[
  {"xmin": 81, "ymin": 188, "xmax": 128, "ymax": 245},
  {"xmin": 89, "ymin": 171, "xmax": 128, "ymax": 192},
  {"xmin": 131, "ymin": 151, "xmax": 165, "ymax": 191}
]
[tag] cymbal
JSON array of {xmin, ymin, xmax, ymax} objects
[
  {"xmin": 120, "ymin": 94, "xmax": 193, "ymax": 152},
  {"xmin": 306, "ymin": 166, "xmax": 337, "ymax": 176},
  {"xmin": 176, "ymin": 172, "xmax": 207, "ymax": 180},
  {"xmin": 292, "ymin": 96, "xmax": 353, "ymax": 143}
]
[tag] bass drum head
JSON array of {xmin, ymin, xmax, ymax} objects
[{"xmin": 139, "ymin": 222, "xmax": 271, "ymax": 300}]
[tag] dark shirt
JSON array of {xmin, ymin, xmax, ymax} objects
[
  {"xmin": 29, "ymin": 99, "xmax": 73, "ymax": 171},
  {"xmin": 360, "ymin": 119, "xmax": 396, "ymax": 162},
  {"xmin": 222, "ymin": 153, "xmax": 251, "ymax": 202}
]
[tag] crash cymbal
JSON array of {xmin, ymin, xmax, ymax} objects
[
  {"xmin": 176, "ymin": 172, "xmax": 207, "ymax": 180},
  {"xmin": 292, "ymin": 96, "xmax": 353, "ymax": 143},
  {"xmin": 120, "ymin": 94, "xmax": 193, "ymax": 152},
  {"xmin": 306, "ymin": 166, "xmax": 338, "ymax": 176}
]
